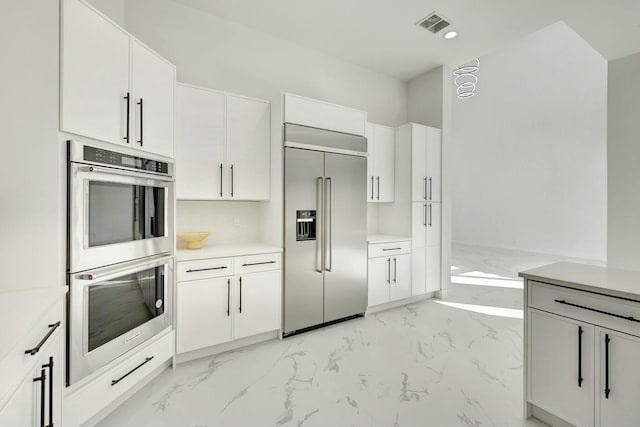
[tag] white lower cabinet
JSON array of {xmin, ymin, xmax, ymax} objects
[
  {"xmin": 367, "ymin": 241, "xmax": 411, "ymax": 307},
  {"xmin": 176, "ymin": 252, "xmax": 281, "ymax": 354}
]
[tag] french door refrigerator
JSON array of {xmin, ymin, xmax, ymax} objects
[{"xmin": 283, "ymin": 124, "xmax": 368, "ymax": 336}]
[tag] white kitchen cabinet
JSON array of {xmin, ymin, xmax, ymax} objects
[
  {"xmin": 283, "ymin": 93, "xmax": 367, "ymax": 137},
  {"xmin": 61, "ymin": 0, "xmax": 130, "ymax": 145},
  {"xmin": 426, "ymin": 127, "xmax": 442, "ymax": 202},
  {"xmin": 407, "ymin": 124, "xmax": 441, "ymax": 202},
  {"xmin": 367, "ymin": 241, "xmax": 411, "ymax": 307},
  {"xmin": 176, "ymin": 252, "xmax": 281, "ymax": 354},
  {"xmin": 226, "ymin": 94, "xmax": 271, "ymax": 200},
  {"xmin": 177, "ymin": 277, "xmax": 233, "ymax": 353},
  {"xmin": 409, "ymin": 201, "xmax": 441, "ymax": 296},
  {"xmin": 366, "ymin": 123, "xmax": 395, "ymax": 203},
  {"xmin": 597, "ymin": 329, "xmax": 640, "ymax": 427},
  {"xmin": 175, "ymin": 83, "xmax": 271, "ymax": 201},
  {"xmin": 61, "ymin": 0, "xmax": 175, "ymax": 157},
  {"xmin": 529, "ymin": 310, "xmax": 594, "ymax": 427},
  {"xmin": 233, "ymin": 270, "xmax": 281, "ymax": 339},
  {"xmin": 174, "ymin": 85, "xmax": 226, "ymax": 199},
  {"xmin": 131, "ymin": 39, "xmax": 175, "ymax": 157}
]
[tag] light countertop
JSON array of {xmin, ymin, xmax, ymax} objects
[
  {"xmin": 519, "ymin": 262, "xmax": 640, "ymax": 301},
  {"xmin": 176, "ymin": 243, "xmax": 283, "ymax": 261},
  {"xmin": 0, "ymin": 286, "xmax": 66, "ymax": 367},
  {"xmin": 367, "ymin": 234, "xmax": 412, "ymax": 244}
]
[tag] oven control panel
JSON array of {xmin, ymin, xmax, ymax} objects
[{"xmin": 83, "ymin": 146, "xmax": 169, "ymax": 174}]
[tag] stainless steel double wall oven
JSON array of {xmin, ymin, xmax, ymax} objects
[{"xmin": 67, "ymin": 140, "xmax": 174, "ymax": 385}]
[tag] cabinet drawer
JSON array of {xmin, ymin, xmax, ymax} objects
[
  {"xmin": 234, "ymin": 253, "xmax": 281, "ymax": 274},
  {"xmin": 368, "ymin": 241, "xmax": 411, "ymax": 258},
  {"xmin": 177, "ymin": 258, "xmax": 233, "ymax": 282},
  {"xmin": 528, "ymin": 281, "xmax": 640, "ymax": 337},
  {"xmin": 63, "ymin": 331, "xmax": 174, "ymax": 427}
]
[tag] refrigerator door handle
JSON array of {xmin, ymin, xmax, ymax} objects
[
  {"xmin": 316, "ymin": 177, "xmax": 324, "ymax": 272},
  {"xmin": 325, "ymin": 177, "xmax": 332, "ymax": 272}
]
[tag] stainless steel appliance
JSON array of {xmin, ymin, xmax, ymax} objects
[
  {"xmin": 68, "ymin": 139, "xmax": 174, "ymax": 273},
  {"xmin": 68, "ymin": 254, "xmax": 173, "ymax": 384},
  {"xmin": 283, "ymin": 124, "xmax": 368, "ymax": 336}
]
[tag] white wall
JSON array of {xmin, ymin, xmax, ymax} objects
[
  {"xmin": 607, "ymin": 51, "xmax": 640, "ymax": 270},
  {"xmin": 407, "ymin": 66, "xmax": 444, "ymax": 127},
  {"xmin": 451, "ymin": 22, "xmax": 608, "ymax": 260},
  {"xmin": 104, "ymin": 0, "xmax": 407, "ymax": 246},
  {"xmin": 85, "ymin": 0, "xmax": 125, "ymax": 27},
  {"xmin": 0, "ymin": 0, "xmax": 62, "ymax": 291}
]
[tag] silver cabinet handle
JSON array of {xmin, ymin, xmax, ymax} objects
[
  {"xmin": 325, "ymin": 177, "xmax": 332, "ymax": 272},
  {"xmin": 376, "ymin": 176, "xmax": 380, "ymax": 200},
  {"xmin": 316, "ymin": 177, "xmax": 324, "ymax": 273},
  {"xmin": 386, "ymin": 258, "xmax": 391, "ymax": 284},
  {"xmin": 423, "ymin": 177, "xmax": 427, "ymax": 200},
  {"xmin": 393, "ymin": 257, "xmax": 397, "ymax": 283}
]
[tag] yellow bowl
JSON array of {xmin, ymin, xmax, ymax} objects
[{"xmin": 177, "ymin": 232, "xmax": 210, "ymax": 249}]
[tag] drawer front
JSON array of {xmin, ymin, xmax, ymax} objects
[
  {"xmin": 63, "ymin": 331, "xmax": 174, "ymax": 427},
  {"xmin": 368, "ymin": 241, "xmax": 412, "ymax": 258},
  {"xmin": 0, "ymin": 302, "xmax": 62, "ymax": 409},
  {"xmin": 528, "ymin": 280, "xmax": 640, "ymax": 337},
  {"xmin": 177, "ymin": 258, "xmax": 234, "ymax": 282},
  {"xmin": 235, "ymin": 253, "xmax": 281, "ymax": 275}
]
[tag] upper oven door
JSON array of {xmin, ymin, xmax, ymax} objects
[{"xmin": 69, "ymin": 162, "xmax": 174, "ymax": 273}]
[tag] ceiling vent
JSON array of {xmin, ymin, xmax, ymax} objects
[{"xmin": 417, "ymin": 12, "xmax": 451, "ymax": 34}]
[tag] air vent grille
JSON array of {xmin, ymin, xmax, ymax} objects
[{"xmin": 417, "ymin": 12, "xmax": 451, "ymax": 34}]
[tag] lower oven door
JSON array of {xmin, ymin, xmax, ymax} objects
[{"xmin": 68, "ymin": 254, "xmax": 173, "ymax": 385}]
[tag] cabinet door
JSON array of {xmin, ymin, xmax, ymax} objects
[
  {"xmin": 597, "ymin": 329, "xmax": 640, "ymax": 427},
  {"xmin": 366, "ymin": 123, "xmax": 376, "ymax": 202},
  {"xmin": 411, "ymin": 124, "xmax": 427, "ymax": 202},
  {"xmin": 426, "ymin": 202, "xmax": 441, "ymax": 247},
  {"xmin": 176, "ymin": 277, "xmax": 233, "ymax": 353},
  {"xmin": 61, "ymin": 0, "xmax": 130, "ymax": 145},
  {"xmin": 425, "ymin": 246, "xmax": 441, "ymax": 293},
  {"xmin": 412, "ymin": 202, "xmax": 426, "ymax": 248},
  {"xmin": 389, "ymin": 255, "xmax": 411, "ymax": 301},
  {"xmin": 0, "ymin": 364, "xmax": 39, "ymax": 426},
  {"xmin": 529, "ymin": 310, "xmax": 594, "ymax": 427},
  {"xmin": 374, "ymin": 125, "xmax": 395, "ymax": 203},
  {"xmin": 368, "ymin": 257, "xmax": 390, "ymax": 306},
  {"xmin": 234, "ymin": 270, "xmax": 280, "ymax": 339},
  {"xmin": 174, "ymin": 84, "xmax": 226, "ymax": 200},
  {"xmin": 226, "ymin": 95, "xmax": 271, "ymax": 200},
  {"xmin": 411, "ymin": 246, "xmax": 426, "ymax": 296},
  {"xmin": 426, "ymin": 127, "xmax": 441, "ymax": 202},
  {"xmin": 131, "ymin": 40, "xmax": 175, "ymax": 157}
]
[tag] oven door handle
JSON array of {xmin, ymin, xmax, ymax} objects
[
  {"xmin": 77, "ymin": 165, "xmax": 174, "ymax": 182},
  {"xmin": 75, "ymin": 254, "xmax": 174, "ymax": 282}
]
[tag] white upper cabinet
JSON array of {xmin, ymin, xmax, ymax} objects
[
  {"xmin": 175, "ymin": 83, "xmax": 271, "ymax": 201},
  {"xmin": 283, "ymin": 93, "xmax": 367, "ymax": 137},
  {"xmin": 426, "ymin": 127, "xmax": 442, "ymax": 202},
  {"xmin": 409, "ymin": 124, "xmax": 441, "ymax": 202},
  {"xmin": 131, "ymin": 40, "xmax": 175, "ymax": 158},
  {"xmin": 61, "ymin": 0, "xmax": 175, "ymax": 157},
  {"xmin": 175, "ymin": 85, "xmax": 226, "ymax": 199},
  {"xmin": 61, "ymin": 0, "xmax": 130, "ymax": 146},
  {"xmin": 226, "ymin": 95, "xmax": 271, "ymax": 200},
  {"xmin": 367, "ymin": 123, "xmax": 395, "ymax": 203}
]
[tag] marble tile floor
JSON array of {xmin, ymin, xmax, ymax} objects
[{"xmin": 98, "ymin": 244, "xmax": 602, "ymax": 427}]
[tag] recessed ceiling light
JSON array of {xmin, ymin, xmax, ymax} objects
[{"xmin": 444, "ymin": 31, "xmax": 458, "ymax": 40}]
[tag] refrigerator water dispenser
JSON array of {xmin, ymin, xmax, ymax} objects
[{"xmin": 296, "ymin": 210, "xmax": 316, "ymax": 241}]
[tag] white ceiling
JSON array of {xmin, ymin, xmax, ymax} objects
[{"xmin": 171, "ymin": 0, "xmax": 640, "ymax": 80}]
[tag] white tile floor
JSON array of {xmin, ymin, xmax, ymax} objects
[{"xmin": 98, "ymin": 244, "xmax": 601, "ymax": 427}]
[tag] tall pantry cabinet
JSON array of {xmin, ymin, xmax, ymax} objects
[{"xmin": 396, "ymin": 123, "xmax": 442, "ymax": 295}]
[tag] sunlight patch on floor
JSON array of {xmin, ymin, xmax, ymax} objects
[
  {"xmin": 451, "ymin": 270, "xmax": 523, "ymax": 289},
  {"xmin": 435, "ymin": 300, "xmax": 523, "ymax": 319}
]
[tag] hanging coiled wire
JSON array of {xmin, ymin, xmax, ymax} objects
[{"xmin": 453, "ymin": 58, "xmax": 480, "ymax": 99}]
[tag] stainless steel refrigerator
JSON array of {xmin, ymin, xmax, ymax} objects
[{"xmin": 283, "ymin": 124, "xmax": 368, "ymax": 336}]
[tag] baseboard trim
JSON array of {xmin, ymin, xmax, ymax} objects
[
  {"xmin": 365, "ymin": 292, "xmax": 436, "ymax": 315},
  {"xmin": 530, "ymin": 403, "xmax": 575, "ymax": 427},
  {"xmin": 175, "ymin": 330, "xmax": 279, "ymax": 365}
]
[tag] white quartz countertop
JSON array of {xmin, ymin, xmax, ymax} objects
[
  {"xmin": 367, "ymin": 234, "xmax": 412, "ymax": 244},
  {"xmin": 519, "ymin": 262, "xmax": 640, "ymax": 301},
  {"xmin": 0, "ymin": 287, "xmax": 66, "ymax": 365},
  {"xmin": 176, "ymin": 243, "xmax": 283, "ymax": 261}
]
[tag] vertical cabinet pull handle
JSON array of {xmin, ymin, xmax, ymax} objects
[
  {"xmin": 393, "ymin": 257, "xmax": 397, "ymax": 283},
  {"xmin": 219, "ymin": 164, "xmax": 224, "ymax": 197},
  {"xmin": 423, "ymin": 204, "xmax": 427, "ymax": 227},
  {"xmin": 227, "ymin": 279, "xmax": 231, "ymax": 316},
  {"xmin": 137, "ymin": 98, "xmax": 144, "ymax": 146},
  {"xmin": 428, "ymin": 204, "xmax": 432, "ymax": 227},
  {"xmin": 578, "ymin": 326, "xmax": 583, "ymax": 387},
  {"xmin": 239, "ymin": 276, "xmax": 243, "ymax": 313},
  {"xmin": 43, "ymin": 357, "xmax": 54, "ymax": 427},
  {"xmin": 386, "ymin": 258, "xmax": 391, "ymax": 284},
  {"xmin": 34, "ymin": 369, "xmax": 46, "ymax": 427},
  {"xmin": 423, "ymin": 177, "xmax": 427, "ymax": 200},
  {"xmin": 230, "ymin": 165, "xmax": 234, "ymax": 197},
  {"xmin": 605, "ymin": 334, "xmax": 611, "ymax": 399},
  {"xmin": 370, "ymin": 176, "xmax": 374, "ymax": 200},
  {"xmin": 376, "ymin": 176, "xmax": 380, "ymax": 200},
  {"xmin": 428, "ymin": 177, "xmax": 433, "ymax": 200},
  {"xmin": 123, "ymin": 92, "xmax": 130, "ymax": 143}
]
